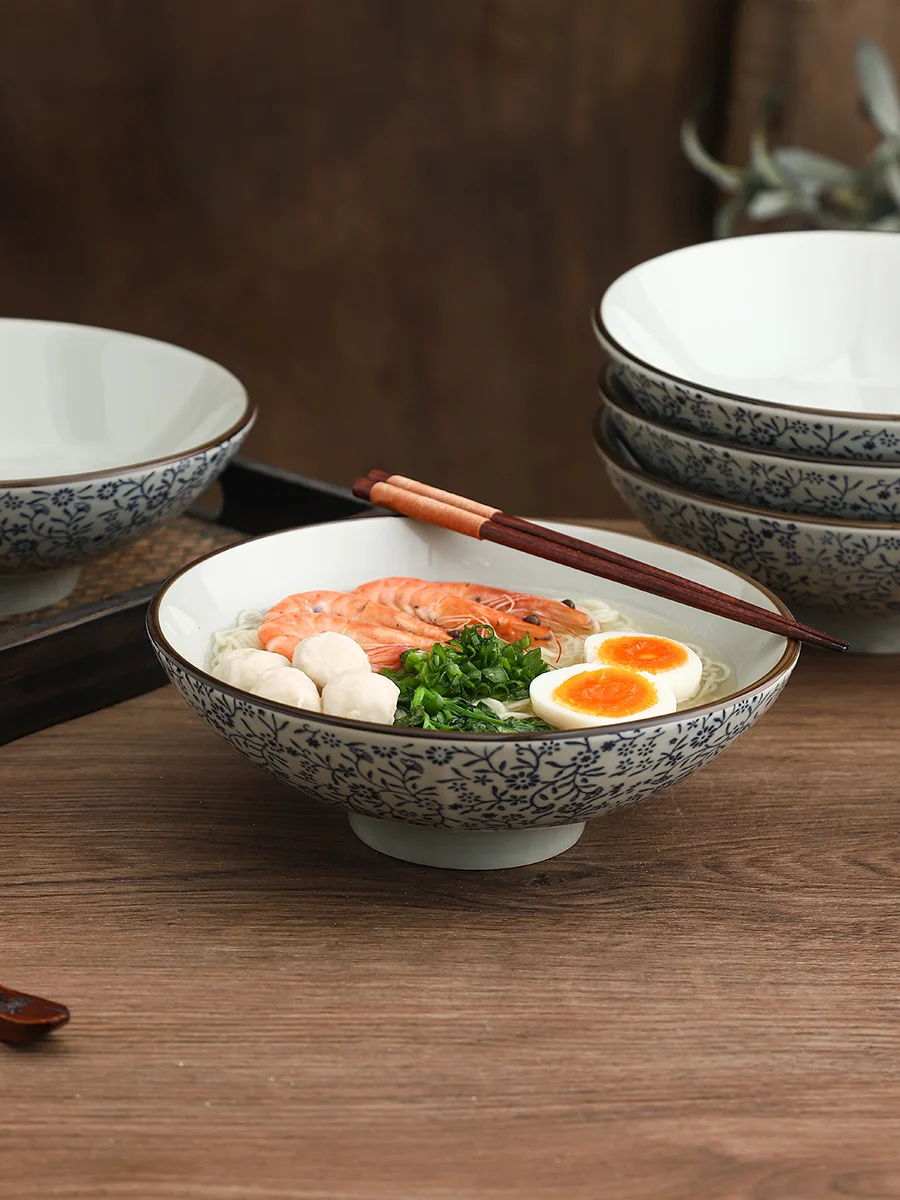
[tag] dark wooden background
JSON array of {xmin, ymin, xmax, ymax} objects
[{"xmin": 0, "ymin": 0, "xmax": 735, "ymax": 518}]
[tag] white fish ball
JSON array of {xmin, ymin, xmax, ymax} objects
[
  {"xmin": 321, "ymin": 670, "xmax": 399, "ymax": 725},
  {"xmin": 292, "ymin": 631, "xmax": 370, "ymax": 689},
  {"xmin": 251, "ymin": 666, "xmax": 322, "ymax": 712},
  {"xmin": 212, "ymin": 647, "xmax": 290, "ymax": 691}
]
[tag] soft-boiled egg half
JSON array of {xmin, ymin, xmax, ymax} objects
[
  {"xmin": 582, "ymin": 630, "xmax": 702, "ymax": 703},
  {"xmin": 529, "ymin": 663, "xmax": 677, "ymax": 730}
]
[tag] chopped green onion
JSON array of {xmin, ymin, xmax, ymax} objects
[{"xmin": 382, "ymin": 624, "xmax": 553, "ymax": 733}]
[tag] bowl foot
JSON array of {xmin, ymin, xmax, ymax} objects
[
  {"xmin": 0, "ymin": 566, "xmax": 81, "ymax": 615},
  {"xmin": 348, "ymin": 814, "xmax": 585, "ymax": 870},
  {"xmin": 792, "ymin": 606, "xmax": 900, "ymax": 655}
]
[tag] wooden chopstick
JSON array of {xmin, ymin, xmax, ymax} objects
[
  {"xmin": 0, "ymin": 982, "xmax": 69, "ymax": 1044},
  {"xmin": 352, "ymin": 471, "xmax": 849, "ymax": 653},
  {"xmin": 368, "ymin": 470, "xmax": 789, "ymax": 615}
]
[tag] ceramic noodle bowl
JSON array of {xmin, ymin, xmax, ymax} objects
[
  {"xmin": 600, "ymin": 370, "xmax": 900, "ymax": 523},
  {"xmin": 147, "ymin": 517, "xmax": 798, "ymax": 871},
  {"xmin": 593, "ymin": 230, "xmax": 900, "ymax": 461},
  {"xmin": 0, "ymin": 319, "xmax": 253, "ymax": 615},
  {"xmin": 594, "ymin": 411, "xmax": 900, "ymax": 655}
]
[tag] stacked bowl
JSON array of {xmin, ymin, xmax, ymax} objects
[{"xmin": 592, "ymin": 230, "xmax": 900, "ymax": 653}]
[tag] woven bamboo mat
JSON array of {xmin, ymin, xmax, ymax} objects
[{"xmin": 0, "ymin": 517, "xmax": 246, "ymax": 637}]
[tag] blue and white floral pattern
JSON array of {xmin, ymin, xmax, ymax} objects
[
  {"xmin": 602, "ymin": 449, "xmax": 900, "ymax": 616},
  {"xmin": 152, "ymin": 644, "xmax": 792, "ymax": 832},
  {"xmin": 608, "ymin": 403, "xmax": 900, "ymax": 522},
  {"xmin": 0, "ymin": 426, "xmax": 249, "ymax": 571},
  {"xmin": 605, "ymin": 353, "xmax": 900, "ymax": 463}
]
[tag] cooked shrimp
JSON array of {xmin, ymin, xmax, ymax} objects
[
  {"xmin": 265, "ymin": 590, "xmax": 449, "ymax": 643},
  {"xmin": 257, "ymin": 611, "xmax": 438, "ymax": 670},
  {"xmin": 353, "ymin": 577, "xmax": 555, "ymax": 644},
  {"xmin": 437, "ymin": 582, "xmax": 593, "ymax": 635}
]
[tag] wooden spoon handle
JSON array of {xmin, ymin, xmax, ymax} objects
[{"xmin": 0, "ymin": 983, "xmax": 69, "ymax": 1044}]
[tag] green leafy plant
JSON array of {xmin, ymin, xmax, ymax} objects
[
  {"xmin": 682, "ymin": 37, "xmax": 900, "ymax": 237},
  {"xmin": 382, "ymin": 624, "xmax": 553, "ymax": 733}
]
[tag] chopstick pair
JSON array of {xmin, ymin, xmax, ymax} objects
[{"xmin": 351, "ymin": 470, "xmax": 848, "ymax": 653}]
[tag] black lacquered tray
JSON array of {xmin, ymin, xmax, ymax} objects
[{"xmin": 0, "ymin": 459, "xmax": 370, "ymax": 745}]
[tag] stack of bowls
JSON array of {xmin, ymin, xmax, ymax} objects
[{"xmin": 591, "ymin": 230, "xmax": 900, "ymax": 653}]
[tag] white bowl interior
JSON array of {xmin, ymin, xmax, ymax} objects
[
  {"xmin": 156, "ymin": 517, "xmax": 789, "ymax": 705},
  {"xmin": 600, "ymin": 230, "xmax": 900, "ymax": 414},
  {"xmin": 0, "ymin": 319, "xmax": 248, "ymax": 480}
]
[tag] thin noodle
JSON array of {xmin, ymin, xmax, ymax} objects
[{"xmin": 208, "ymin": 609, "xmax": 265, "ymax": 671}]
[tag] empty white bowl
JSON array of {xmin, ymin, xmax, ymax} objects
[
  {"xmin": 147, "ymin": 515, "xmax": 798, "ymax": 871},
  {"xmin": 594, "ymin": 411, "xmax": 900, "ymax": 654},
  {"xmin": 601, "ymin": 370, "xmax": 900, "ymax": 522},
  {"xmin": 594, "ymin": 230, "xmax": 900, "ymax": 461},
  {"xmin": 0, "ymin": 319, "xmax": 253, "ymax": 613}
]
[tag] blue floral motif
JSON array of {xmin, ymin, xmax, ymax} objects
[
  {"xmin": 608, "ymin": 404, "xmax": 900, "ymax": 522},
  {"xmin": 610, "ymin": 358, "xmax": 900, "ymax": 463},
  {"xmin": 151, "ymin": 644, "xmax": 791, "ymax": 833},
  {"xmin": 603, "ymin": 454, "xmax": 900, "ymax": 616},
  {"xmin": 0, "ymin": 427, "xmax": 248, "ymax": 571}
]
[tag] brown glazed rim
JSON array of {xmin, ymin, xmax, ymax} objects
[
  {"xmin": 593, "ymin": 402, "xmax": 900, "ymax": 533},
  {"xmin": 591, "ymin": 304, "xmax": 900, "ymax": 427},
  {"xmin": 146, "ymin": 515, "xmax": 800, "ymax": 744},
  {"xmin": 0, "ymin": 317, "xmax": 255, "ymax": 487},
  {"xmin": 599, "ymin": 364, "xmax": 897, "ymax": 472}
]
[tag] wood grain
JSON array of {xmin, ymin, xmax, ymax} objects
[
  {"xmin": 3, "ymin": 522, "xmax": 899, "ymax": 1198},
  {"xmin": 0, "ymin": 0, "xmax": 734, "ymax": 520}
]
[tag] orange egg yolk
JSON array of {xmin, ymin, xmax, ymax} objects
[
  {"xmin": 596, "ymin": 635, "xmax": 687, "ymax": 674},
  {"xmin": 552, "ymin": 667, "xmax": 659, "ymax": 718}
]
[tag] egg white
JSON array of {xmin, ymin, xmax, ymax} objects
[
  {"xmin": 529, "ymin": 663, "xmax": 678, "ymax": 730},
  {"xmin": 582, "ymin": 630, "xmax": 702, "ymax": 703}
]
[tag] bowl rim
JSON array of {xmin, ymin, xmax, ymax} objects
[
  {"xmin": 593, "ymin": 404, "xmax": 900, "ymax": 531},
  {"xmin": 598, "ymin": 366, "xmax": 894, "ymax": 472},
  {"xmin": 0, "ymin": 317, "xmax": 255, "ymax": 488},
  {"xmin": 591, "ymin": 263, "xmax": 900, "ymax": 428},
  {"xmin": 146, "ymin": 515, "xmax": 800, "ymax": 743}
]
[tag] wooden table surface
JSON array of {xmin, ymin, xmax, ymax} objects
[{"xmin": 4, "ymin": 522, "xmax": 900, "ymax": 1199}]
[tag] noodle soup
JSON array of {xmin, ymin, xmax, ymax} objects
[{"xmin": 208, "ymin": 586, "xmax": 733, "ymax": 729}]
